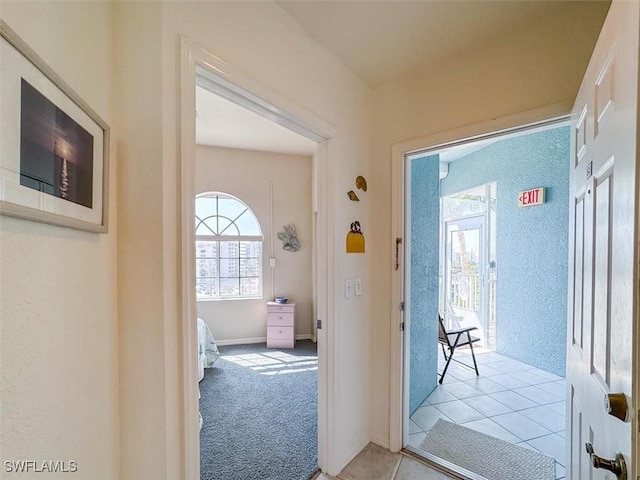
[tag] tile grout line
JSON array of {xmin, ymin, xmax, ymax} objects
[{"xmin": 390, "ymin": 454, "xmax": 403, "ymax": 480}]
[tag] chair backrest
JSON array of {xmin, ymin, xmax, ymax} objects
[{"xmin": 438, "ymin": 315, "xmax": 450, "ymax": 348}]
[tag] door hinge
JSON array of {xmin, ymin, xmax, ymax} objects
[
  {"xmin": 316, "ymin": 319, "xmax": 322, "ymax": 330},
  {"xmin": 400, "ymin": 301, "xmax": 405, "ymax": 311},
  {"xmin": 400, "ymin": 321, "xmax": 405, "ymax": 331}
]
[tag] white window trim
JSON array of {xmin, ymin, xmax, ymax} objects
[{"xmin": 196, "ymin": 234, "xmax": 264, "ymax": 242}]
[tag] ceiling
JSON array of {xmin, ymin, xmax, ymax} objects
[
  {"xmin": 278, "ymin": 0, "xmax": 610, "ymax": 88},
  {"xmin": 196, "ymin": 86, "xmax": 317, "ymax": 156},
  {"xmin": 196, "ymin": 1, "xmax": 609, "ymax": 155}
]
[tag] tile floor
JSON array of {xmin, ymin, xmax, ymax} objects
[
  {"xmin": 313, "ymin": 443, "xmax": 456, "ymax": 480},
  {"xmin": 408, "ymin": 349, "xmax": 566, "ymax": 480}
]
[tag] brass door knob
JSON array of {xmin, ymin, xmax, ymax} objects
[
  {"xmin": 604, "ymin": 393, "xmax": 629, "ymax": 422},
  {"xmin": 585, "ymin": 443, "xmax": 627, "ymax": 479}
]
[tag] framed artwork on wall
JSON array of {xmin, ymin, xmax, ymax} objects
[{"xmin": 0, "ymin": 20, "xmax": 110, "ymax": 233}]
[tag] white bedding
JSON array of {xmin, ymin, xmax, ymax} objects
[
  {"xmin": 198, "ymin": 317, "xmax": 219, "ymax": 381},
  {"xmin": 198, "ymin": 318, "xmax": 219, "ymax": 431}
]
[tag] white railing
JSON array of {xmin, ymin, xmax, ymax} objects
[{"xmin": 450, "ymin": 271, "xmax": 480, "ymax": 311}]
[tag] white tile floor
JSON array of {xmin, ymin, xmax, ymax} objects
[{"xmin": 409, "ymin": 349, "xmax": 566, "ymax": 480}]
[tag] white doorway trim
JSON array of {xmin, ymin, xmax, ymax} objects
[
  {"xmin": 179, "ymin": 38, "xmax": 337, "ymax": 479},
  {"xmin": 389, "ymin": 102, "xmax": 572, "ymax": 453}
]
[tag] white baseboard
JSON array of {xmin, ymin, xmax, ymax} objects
[
  {"xmin": 216, "ymin": 333, "xmax": 313, "ymax": 346},
  {"xmin": 370, "ymin": 433, "xmax": 390, "ymax": 450},
  {"xmin": 215, "ymin": 336, "xmax": 266, "ymax": 346}
]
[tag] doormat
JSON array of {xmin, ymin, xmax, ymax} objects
[{"xmin": 420, "ymin": 419, "xmax": 555, "ymax": 480}]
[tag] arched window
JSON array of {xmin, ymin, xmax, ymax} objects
[{"xmin": 195, "ymin": 192, "xmax": 263, "ymax": 299}]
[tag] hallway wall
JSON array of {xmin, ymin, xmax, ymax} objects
[{"xmin": 0, "ymin": 2, "xmax": 119, "ymax": 477}]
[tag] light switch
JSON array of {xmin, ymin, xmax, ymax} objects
[
  {"xmin": 345, "ymin": 279, "xmax": 353, "ymax": 298},
  {"xmin": 354, "ymin": 278, "xmax": 362, "ymax": 296},
  {"xmin": 269, "ymin": 258, "xmax": 276, "ymax": 267}
]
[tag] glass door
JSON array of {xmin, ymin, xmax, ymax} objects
[{"xmin": 444, "ymin": 216, "xmax": 488, "ymax": 347}]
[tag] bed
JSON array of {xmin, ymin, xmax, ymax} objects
[
  {"xmin": 198, "ymin": 317, "xmax": 220, "ymax": 381},
  {"xmin": 198, "ymin": 317, "xmax": 219, "ymax": 430}
]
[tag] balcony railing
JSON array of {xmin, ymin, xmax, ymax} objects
[{"xmin": 450, "ymin": 271, "xmax": 480, "ymax": 311}]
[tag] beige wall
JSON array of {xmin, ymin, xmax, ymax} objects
[
  {"xmin": 0, "ymin": 2, "xmax": 119, "ymax": 478},
  {"xmin": 195, "ymin": 146, "xmax": 314, "ymax": 343},
  {"xmin": 112, "ymin": 2, "xmax": 173, "ymax": 478},
  {"xmin": 368, "ymin": 3, "xmax": 609, "ymax": 445}
]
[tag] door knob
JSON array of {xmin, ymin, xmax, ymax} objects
[
  {"xmin": 604, "ymin": 393, "xmax": 629, "ymax": 422},
  {"xmin": 585, "ymin": 443, "xmax": 627, "ymax": 479}
]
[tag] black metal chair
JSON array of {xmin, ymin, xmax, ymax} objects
[{"xmin": 438, "ymin": 315, "xmax": 480, "ymax": 384}]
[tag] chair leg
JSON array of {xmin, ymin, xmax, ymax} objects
[
  {"xmin": 439, "ymin": 347, "xmax": 454, "ymax": 384},
  {"xmin": 467, "ymin": 332, "xmax": 479, "ymax": 376},
  {"xmin": 440, "ymin": 343, "xmax": 448, "ymax": 361}
]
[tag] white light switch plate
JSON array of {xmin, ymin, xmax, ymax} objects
[
  {"xmin": 354, "ymin": 278, "xmax": 362, "ymax": 296},
  {"xmin": 269, "ymin": 258, "xmax": 276, "ymax": 267},
  {"xmin": 345, "ymin": 279, "xmax": 353, "ymax": 298}
]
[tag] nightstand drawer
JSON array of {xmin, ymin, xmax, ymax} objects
[
  {"xmin": 267, "ymin": 303, "xmax": 295, "ymax": 314},
  {"xmin": 267, "ymin": 326, "xmax": 294, "ymax": 349},
  {"xmin": 267, "ymin": 312, "xmax": 294, "ymax": 327},
  {"xmin": 267, "ymin": 339, "xmax": 295, "ymax": 349}
]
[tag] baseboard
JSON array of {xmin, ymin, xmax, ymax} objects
[
  {"xmin": 216, "ymin": 334, "xmax": 313, "ymax": 346},
  {"xmin": 215, "ymin": 337, "xmax": 266, "ymax": 346},
  {"xmin": 370, "ymin": 433, "xmax": 390, "ymax": 450}
]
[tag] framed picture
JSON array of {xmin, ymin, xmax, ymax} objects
[{"xmin": 0, "ymin": 20, "xmax": 109, "ymax": 233}]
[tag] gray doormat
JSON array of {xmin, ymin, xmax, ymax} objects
[{"xmin": 420, "ymin": 419, "xmax": 555, "ymax": 480}]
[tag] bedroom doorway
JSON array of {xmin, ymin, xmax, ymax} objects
[{"xmin": 180, "ymin": 39, "xmax": 333, "ymax": 480}]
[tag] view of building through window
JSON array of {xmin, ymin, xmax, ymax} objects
[
  {"xmin": 195, "ymin": 192, "xmax": 263, "ymax": 299},
  {"xmin": 196, "ymin": 240, "xmax": 261, "ymax": 297}
]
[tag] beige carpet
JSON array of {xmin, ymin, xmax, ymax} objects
[{"xmin": 420, "ymin": 419, "xmax": 555, "ymax": 480}]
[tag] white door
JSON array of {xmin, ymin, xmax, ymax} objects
[
  {"xmin": 566, "ymin": 2, "xmax": 639, "ymax": 479},
  {"xmin": 444, "ymin": 216, "xmax": 488, "ymax": 346}
]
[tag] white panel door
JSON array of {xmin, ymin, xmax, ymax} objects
[{"xmin": 566, "ymin": 2, "xmax": 639, "ymax": 479}]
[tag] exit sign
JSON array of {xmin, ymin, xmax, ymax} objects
[{"xmin": 518, "ymin": 187, "xmax": 545, "ymax": 207}]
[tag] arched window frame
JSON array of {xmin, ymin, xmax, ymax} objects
[{"xmin": 195, "ymin": 192, "xmax": 263, "ymax": 299}]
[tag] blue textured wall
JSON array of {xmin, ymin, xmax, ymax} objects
[
  {"xmin": 440, "ymin": 127, "xmax": 569, "ymax": 376},
  {"xmin": 410, "ymin": 154, "xmax": 440, "ymax": 413}
]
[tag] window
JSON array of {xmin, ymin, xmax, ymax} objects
[{"xmin": 195, "ymin": 192, "xmax": 263, "ymax": 299}]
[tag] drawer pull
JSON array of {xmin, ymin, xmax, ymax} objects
[{"xmin": 278, "ymin": 330, "xmax": 283, "ymax": 334}]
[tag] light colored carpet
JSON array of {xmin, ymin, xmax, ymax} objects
[{"xmin": 420, "ymin": 419, "xmax": 555, "ymax": 480}]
